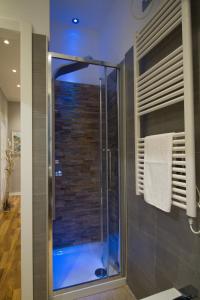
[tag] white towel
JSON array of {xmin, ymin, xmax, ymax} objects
[{"xmin": 144, "ymin": 133, "xmax": 174, "ymax": 212}]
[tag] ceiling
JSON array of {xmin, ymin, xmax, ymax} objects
[
  {"xmin": 0, "ymin": 28, "xmax": 20, "ymax": 102},
  {"xmin": 51, "ymin": 0, "xmax": 116, "ymax": 31}
]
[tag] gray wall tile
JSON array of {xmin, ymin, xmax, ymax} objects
[
  {"xmin": 32, "ymin": 34, "xmax": 48, "ymax": 300},
  {"xmin": 126, "ymin": 2, "xmax": 200, "ymax": 297}
]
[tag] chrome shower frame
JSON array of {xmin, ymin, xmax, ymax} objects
[{"xmin": 48, "ymin": 52, "xmax": 127, "ymax": 299}]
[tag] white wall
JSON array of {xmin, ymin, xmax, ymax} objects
[
  {"xmin": 50, "ymin": 0, "xmax": 168, "ymax": 86},
  {"xmin": 50, "ymin": 23, "xmax": 100, "ymax": 58},
  {"xmin": 50, "ymin": 23, "xmax": 102, "ymax": 84},
  {"xmin": 8, "ymin": 102, "xmax": 21, "ymax": 194},
  {"xmin": 50, "ymin": 0, "xmax": 167, "ymax": 66},
  {"xmin": 0, "ymin": 0, "xmax": 49, "ymax": 36},
  {"xmin": 99, "ymin": 0, "xmax": 166, "ymax": 63}
]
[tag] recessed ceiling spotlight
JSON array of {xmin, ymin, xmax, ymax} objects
[
  {"xmin": 12, "ymin": 69, "xmax": 17, "ymax": 73},
  {"xmin": 4, "ymin": 40, "xmax": 10, "ymax": 45},
  {"xmin": 17, "ymin": 84, "xmax": 20, "ymax": 88},
  {"xmin": 72, "ymin": 18, "xmax": 79, "ymax": 24}
]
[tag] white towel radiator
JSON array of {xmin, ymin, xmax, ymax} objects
[{"xmin": 134, "ymin": 0, "xmax": 197, "ymax": 218}]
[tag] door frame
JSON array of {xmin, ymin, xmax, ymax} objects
[{"xmin": 0, "ymin": 18, "xmax": 33, "ymax": 300}]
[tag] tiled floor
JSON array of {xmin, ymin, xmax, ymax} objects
[{"xmin": 53, "ymin": 242, "xmax": 118, "ymax": 290}]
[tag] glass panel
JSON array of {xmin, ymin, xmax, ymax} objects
[
  {"xmin": 50, "ymin": 57, "xmax": 120, "ymax": 291},
  {"xmin": 100, "ymin": 67, "xmax": 120, "ymax": 277},
  {"xmin": 106, "ymin": 68, "xmax": 120, "ymax": 276},
  {"xmin": 99, "ymin": 73, "xmax": 109, "ymax": 273},
  {"xmin": 99, "ymin": 67, "xmax": 121, "ymax": 280}
]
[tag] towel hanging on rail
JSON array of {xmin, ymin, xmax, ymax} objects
[
  {"xmin": 134, "ymin": 0, "xmax": 197, "ymax": 228},
  {"xmin": 144, "ymin": 133, "xmax": 174, "ymax": 212}
]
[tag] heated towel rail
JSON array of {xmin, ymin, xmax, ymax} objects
[{"xmin": 134, "ymin": 0, "xmax": 197, "ymax": 218}]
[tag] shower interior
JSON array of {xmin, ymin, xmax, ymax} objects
[{"xmin": 50, "ymin": 56, "xmax": 120, "ymax": 291}]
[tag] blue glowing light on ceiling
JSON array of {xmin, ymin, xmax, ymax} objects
[{"xmin": 72, "ymin": 18, "xmax": 80, "ymax": 24}]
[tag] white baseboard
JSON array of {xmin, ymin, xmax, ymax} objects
[
  {"xmin": 51, "ymin": 277, "xmax": 126, "ymax": 300},
  {"xmin": 9, "ymin": 192, "xmax": 21, "ymax": 196}
]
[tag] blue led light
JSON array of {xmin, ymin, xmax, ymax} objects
[{"xmin": 72, "ymin": 18, "xmax": 79, "ymax": 24}]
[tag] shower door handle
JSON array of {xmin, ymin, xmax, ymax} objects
[
  {"xmin": 49, "ymin": 165, "xmax": 56, "ymax": 221},
  {"xmin": 107, "ymin": 149, "xmax": 112, "ymax": 191}
]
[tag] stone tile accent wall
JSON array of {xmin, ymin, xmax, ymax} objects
[
  {"xmin": 126, "ymin": 2, "xmax": 200, "ymax": 297},
  {"xmin": 53, "ymin": 80, "xmax": 101, "ymax": 248}
]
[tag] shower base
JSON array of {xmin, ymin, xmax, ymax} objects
[{"xmin": 53, "ymin": 241, "xmax": 117, "ymax": 290}]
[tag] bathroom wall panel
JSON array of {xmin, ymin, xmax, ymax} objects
[
  {"xmin": 126, "ymin": 3, "xmax": 200, "ymax": 295},
  {"xmin": 53, "ymin": 80, "xmax": 101, "ymax": 248},
  {"xmin": 139, "ymin": 25, "xmax": 182, "ymax": 75},
  {"xmin": 32, "ymin": 34, "xmax": 48, "ymax": 300},
  {"xmin": 141, "ymin": 102, "xmax": 184, "ymax": 137}
]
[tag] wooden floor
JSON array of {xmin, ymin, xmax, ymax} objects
[
  {"xmin": 0, "ymin": 196, "xmax": 21, "ymax": 300},
  {"xmin": 78, "ymin": 286, "xmax": 136, "ymax": 300}
]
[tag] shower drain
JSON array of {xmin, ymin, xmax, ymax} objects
[{"xmin": 95, "ymin": 268, "xmax": 107, "ymax": 278}]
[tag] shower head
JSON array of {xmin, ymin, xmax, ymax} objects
[{"xmin": 54, "ymin": 56, "xmax": 93, "ymax": 80}]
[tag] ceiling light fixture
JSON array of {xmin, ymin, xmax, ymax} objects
[
  {"xmin": 17, "ymin": 84, "xmax": 20, "ymax": 88},
  {"xmin": 4, "ymin": 40, "xmax": 10, "ymax": 45},
  {"xmin": 12, "ymin": 69, "xmax": 17, "ymax": 73},
  {"xmin": 72, "ymin": 18, "xmax": 79, "ymax": 24}
]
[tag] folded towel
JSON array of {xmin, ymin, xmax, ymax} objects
[{"xmin": 144, "ymin": 133, "xmax": 174, "ymax": 212}]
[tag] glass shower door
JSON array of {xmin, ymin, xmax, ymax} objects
[
  {"xmin": 99, "ymin": 73, "xmax": 109, "ymax": 278},
  {"xmin": 100, "ymin": 67, "xmax": 120, "ymax": 278},
  {"xmin": 49, "ymin": 55, "xmax": 120, "ymax": 292}
]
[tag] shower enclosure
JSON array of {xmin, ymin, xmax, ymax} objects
[{"xmin": 48, "ymin": 53, "xmax": 121, "ymax": 293}]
